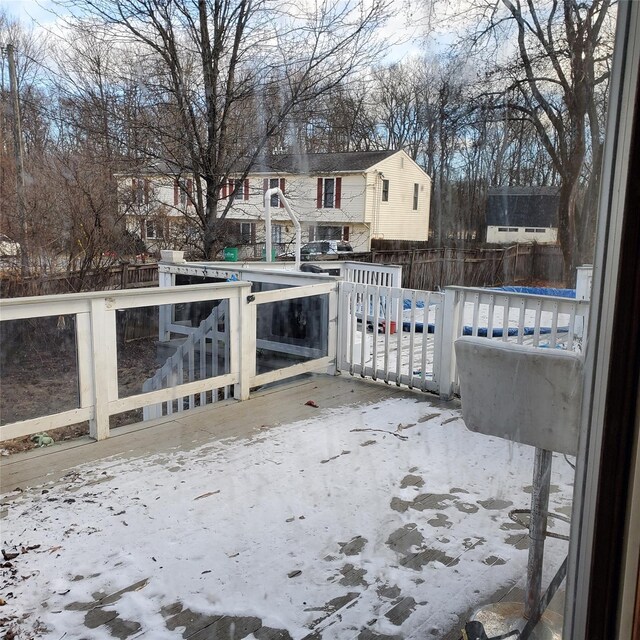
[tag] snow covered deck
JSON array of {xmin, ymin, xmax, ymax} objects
[{"xmin": 1, "ymin": 374, "xmax": 571, "ymax": 640}]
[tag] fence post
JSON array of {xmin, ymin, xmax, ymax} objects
[
  {"xmin": 438, "ymin": 287, "xmax": 459, "ymax": 400},
  {"xmin": 327, "ymin": 282, "xmax": 339, "ymax": 375},
  {"xmin": 120, "ymin": 262, "xmax": 130, "ymax": 289},
  {"xmin": 233, "ymin": 285, "xmax": 256, "ymax": 401}
]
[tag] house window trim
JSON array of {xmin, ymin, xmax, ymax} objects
[
  {"xmin": 264, "ymin": 177, "xmax": 285, "ymax": 208},
  {"xmin": 316, "ymin": 177, "xmax": 342, "ymax": 209},
  {"xmin": 145, "ymin": 219, "xmax": 164, "ymax": 240},
  {"xmin": 381, "ymin": 179, "xmax": 390, "ymax": 202}
]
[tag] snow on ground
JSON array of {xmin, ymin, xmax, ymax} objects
[{"xmin": 1, "ymin": 398, "xmax": 574, "ymax": 639}]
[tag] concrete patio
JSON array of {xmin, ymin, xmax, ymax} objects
[{"xmin": 0, "ymin": 374, "xmax": 572, "ymax": 639}]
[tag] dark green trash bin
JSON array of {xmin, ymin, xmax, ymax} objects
[{"xmin": 223, "ymin": 247, "xmax": 239, "ymax": 261}]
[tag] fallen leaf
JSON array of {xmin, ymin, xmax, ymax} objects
[
  {"xmin": 288, "ymin": 570, "xmax": 302, "ymax": 578},
  {"xmin": 305, "ymin": 400, "xmax": 319, "ymax": 408},
  {"xmin": 1, "ymin": 550, "xmax": 18, "ymax": 561}
]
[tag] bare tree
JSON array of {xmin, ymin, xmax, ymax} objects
[
  {"xmin": 465, "ymin": 0, "xmax": 615, "ymax": 281},
  {"xmin": 58, "ymin": 0, "xmax": 390, "ymax": 258}
]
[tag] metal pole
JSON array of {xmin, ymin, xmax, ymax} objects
[
  {"xmin": 525, "ymin": 447, "xmax": 553, "ymax": 619},
  {"xmin": 6, "ymin": 43, "xmax": 28, "ymax": 277}
]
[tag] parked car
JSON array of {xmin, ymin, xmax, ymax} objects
[{"xmin": 300, "ymin": 240, "xmax": 353, "ymax": 260}]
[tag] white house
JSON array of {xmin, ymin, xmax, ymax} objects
[
  {"xmin": 485, "ymin": 186, "xmax": 559, "ymax": 245},
  {"xmin": 117, "ymin": 150, "xmax": 431, "ymax": 256}
]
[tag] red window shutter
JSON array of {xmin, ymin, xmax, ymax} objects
[
  {"xmin": 244, "ymin": 179, "xmax": 250, "ymax": 201},
  {"xmin": 316, "ymin": 178, "xmax": 323, "ymax": 208},
  {"xmin": 335, "ymin": 177, "xmax": 342, "ymax": 209},
  {"xmin": 279, "ymin": 178, "xmax": 285, "ymax": 207},
  {"xmin": 343, "ymin": 225, "xmax": 349, "ymax": 241},
  {"xmin": 132, "ymin": 178, "xmax": 136, "ymax": 201},
  {"xmin": 186, "ymin": 179, "xmax": 193, "ymax": 199},
  {"xmin": 144, "ymin": 179, "xmax": 150, "ymax": 204},
  {"xmin": 222, "ymin": 181, "xmax": 227, "ymax": 198},
  {"xmin": 174, "ymin": 180, "xmax": 179, "ymax": 206}
]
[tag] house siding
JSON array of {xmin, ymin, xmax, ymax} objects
[
  {"xmin": 365, "ymin": 150, "xmax": 431, "ymax": 242},
  {"xmin": 486, "ymin": 226, "xmax": 558, "ymax": 244},
  {"xmin": 117, "ymin": 150, "xmax": 430, "ymax": 254}
]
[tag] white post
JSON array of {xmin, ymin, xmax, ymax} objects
[
  {"xmin": 89, "ymin": 298, "xmax": 117, "ymax": 440},
  {"xmin": 336, "ymin": 282, "xmax": 349, "ymax": 372},
  {"xmin": 438, "ymin": 288, "xmax": 459, "ymax": 400},
  {"xmin": 264, "ymin": 187, "xmax": 302, "ymax": 268},
  {"xmin": 327, "ymin": 283, "xmax": 339, "ymax": 375},
  {"xmin": 233, "ymin": 285, "xmax": 256, "ymax": 401},
  {"xmin": 575, "ymin": 265, "xmax": 593, "ymax": 340},
  {"xmin": 158, "ymin": 264, "xmax": 175, "ymax": 342},
  {"xmin": 75, "ymin": 312, "xmax": 94, "ymax": 412}
]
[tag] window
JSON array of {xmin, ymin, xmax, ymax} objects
[
  {"xmin": 271, "ymin": 224, "xmax": 283, "ymax": 244},
  {"xmin": 270, "ymin": 178, "xmax": 279, "ymax": 207},
  {"xmin": 316, "ymin": 177, "xmax": 342, "ymax": 208},
  {"xmin": 309, "ymin": 225, "xmax": 344, "ymax": 241},
  {"xmin": 498, "ymin": 227, "xmax": 518, "ymax": 232},
  {"xmin": 413, "ymin": 183, "xmax": 419, "ymax": 210},
  {"xmin": 524, "ymin": 227, "xmax": 546, "ymax": 233},
  {"xmin": 175, "ymin": 178, "xmax": 193, "ymax": 207},
  {"xmin": 324, "ymin": 178, "xmax": 335, "ymax": 208},
  {"xmin": 240, "ymin": 222, "xmax": 255, "ymax": 244},
  {"xmin": 145, "ymin": 219, "xmax": 163, "ymax": 239},
  {"xmin": 229, "ymin": 179, "xmax": 242, "ymax": 201},
  {"xmin": 133, "ymin": 178, "xmax": 149, "ymax": 205},
  {"xmin": 263, "ymin": 177, "xmax": 284, "ymax": 207},
  {"xmin": 382, "ymin": 179, "xmax": 389, "ymax": 202}
]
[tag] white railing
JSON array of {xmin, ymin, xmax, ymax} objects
[
  {"xmin": 341, "ymin": 261, "xmax": 402, "ymax": 287},
  {"xmin": 439, "ymin": 286, "xmax": 590, "ymax": 398},
  {"xmin": 1, "ymin": 279, "xmax": 589, "ymax": 443},
  {"xmin": 337, "ymin": 283, "xmax": 590, "ymax": 400},
  {"xmin": 338, "ymin": 282, "xmax": 445, "ymax": 395},
  {"xmin": 0, "ymin": 280, "xmax": 338, "ymax": 443},
  {"xmin": 142, "ymin": 302, "xmax": 230, "ymax": 420}
]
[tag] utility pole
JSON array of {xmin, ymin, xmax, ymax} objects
[{"xmin": 6, "ymin": 43, "xmax": 28, "ymax": 277}]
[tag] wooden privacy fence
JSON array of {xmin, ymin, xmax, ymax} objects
[
  {"xmin": 0, "ymin": 263, "xmax": 158, "ymax": 298},
  {"xmin": 353, "ymin": 244, "xmax": 565, "ymax": 290}
]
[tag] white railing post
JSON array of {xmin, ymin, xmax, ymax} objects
[
  {"xmin": 438, "ymin": 287, "xmax": 460, "ymax": 400},
  {"xmin": 75, "ymin": 312, "xmax": 95, "ymax": 415},
  {"xmin": 158, "ymin": 264, "xmax": 175, "ymax": 342},
  {"xmin": 233, "ymin": 285, "xmax": 256, "ymax": 401},
  {"xmin": 89, "ymin": 297, "xmax": 117, "ymax": 440},
  {"xmin": 327, "ymin": 283, "xmax": 339, "ymax": 375}
]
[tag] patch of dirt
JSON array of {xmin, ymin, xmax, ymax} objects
[{"xmin": 1, "ymin": 338, "xmax": 158, "ymax": 455}]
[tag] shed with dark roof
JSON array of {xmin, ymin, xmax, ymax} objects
[{"xmin": 486, "ymin": 187, "xmax": 560, "ymax": 228}]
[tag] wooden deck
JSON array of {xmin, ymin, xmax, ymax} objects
[
  {"xmin": 0, "ymin": 373, "xmax": 569, "ymax": 640},
  {"xmin": 1, "ymin": 374, "xmax": 418, "ymax": 491}
]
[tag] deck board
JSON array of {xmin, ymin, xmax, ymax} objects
[
  {"xmin": 1, "ymin": 374, "xmax": 416, "ymax": 492},
  {"xmin": 0, "ymin": 373, "xmax": 570, "ymax": 640}
]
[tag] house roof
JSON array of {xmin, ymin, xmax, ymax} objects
[
  {"xmin": 251, "ymin": 150, "xmax": 399, "ymax": 174},
  {"xmin": 116, "ymin": 150, "xmax": 402, "ymax": 179},
  {"xmin": 486, "ymin": 186, "xmax": 560, "ymax": 227}
]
